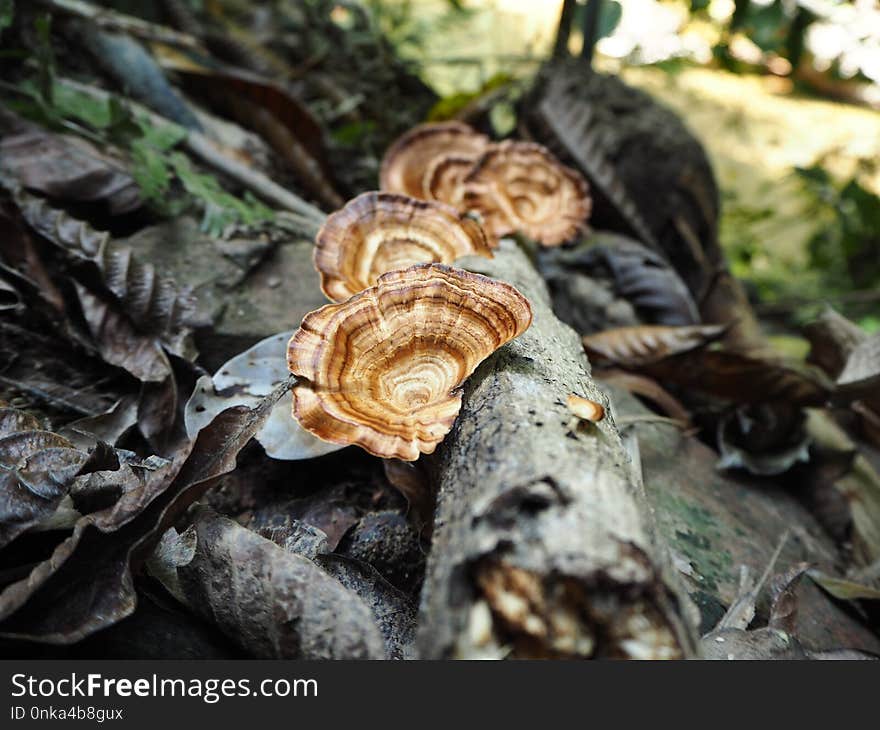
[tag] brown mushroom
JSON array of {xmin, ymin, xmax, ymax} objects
[
  {"xmin": 463, "ymin": 141, "xmax": 591, "ymax": 246},
  {"xmin": 314, "ymin": 191, "xmax": 494, "ymax": 302},
  {"xmin": 422, "ymin": 155, "xmax": 475, "ymax": 207},
  {"xmin": 566, "ymin": 394, "xmax": 605, "ymax": 423},
  {"xmin": 380, "ymin": 121, "xmax": 489, "ymax": 200},
  {"xmin": 287, "ymin": 263, "xmax": 532, "ymax": 461}
]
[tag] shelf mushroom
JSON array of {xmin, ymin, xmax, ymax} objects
[
  {"xmin": 314, "ymin": 191, "xmax": 494, "ymax": 302},
  {"xmin": 463, "ymin": 140, "xmax": 591, "ymax": 247},
  {"xmin": 422, "ymin": 155, "xmax": 475, "ymax": 207},
  {"xmin": 287, "ymin": 263, "xmax": 532, "ymax": 461},
  {"xmin": 380, "ymin": 121, "xmax": 489, "ymax": 200}
]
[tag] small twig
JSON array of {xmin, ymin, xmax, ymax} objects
[
  {"xmin": 580, "ymin": 0, "xmax": 603, "ymax": 64},
  {"xmin": 715, "ymin": 531, "xmax": 790, "ymax": 631},
  {"xmin": 0, "ymin": 374, "xmax": 98, "ymax": 417},
  {"xmin": 185, "ymin": 133, "xmax": 327, "ymax": 233},
  {"xmin": 33, "ymin": 0, "xmax": 204, "ymax": 51},
  {"xmin": 552, "ymin": 0, "xmax": 577, "ymax": 59},
  {"xmin": 57, "ymin": 78, "xmax": 328, "ymax": 237}
]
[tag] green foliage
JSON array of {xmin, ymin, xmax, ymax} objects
[
  {"xmin": 0, "ymin": 0, "xmax": 14, "ymax": 31},
  {"xmin": 681, "ymin": 0, "xmax": 820, "ymax": 75},
  {"xmin": 427, "ymin": 72, "xmax": 514, "ymax": 121},
  {"xmin": 51, "ymin": 83, "xmax": 134, "ymax": 132},
  {"xmin": 860, "ymin": 315, "xmax": 880, "ymax": 334},
  {"xmin": 168, "ymin": 153, "xmax": 273, "ymax": 237},
  {"xmin": 1, "ymin": 14, "xmax": 273, "ymax": 236},
  {"xmin": 330, "ymin": 120, "xmax": 376, "ymax": 147},
  {"xmin": 796, "ymin": 165, "xmax": 880, "ymax": 292},
  {"xmin": 362, "ymin": 0, "xmax": 473, "ymax": 64},
  {"xmin": 128, "ymin": 117, "xmax": 187, "ymax": 209},
  {"xmin": 573, "ymin": 0, "xmax": 623, "ymax": 43},
  {"xmin": 739, "ymin": 0, "xmax": 790, "ymax": 54}
]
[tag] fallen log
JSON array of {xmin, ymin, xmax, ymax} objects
[{"xmin": 417, "ymin": 240, "xmax": 698, "ymax": 659}]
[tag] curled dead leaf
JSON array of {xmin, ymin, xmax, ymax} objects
[
  {"xmin": 184, "ymin": 331, "xmax": 342, "ymax": 461},
  {"xmin": 164, "ymin": 507, "xmax": 386, "ymax": 658},
  {"xmin": 582, "ymin": 323, "xmax": 727, "ymax": 368},
  {"xmin": 14, "ymin": 192, "xmax": 204, "ymax": 359},
  {"xmin": 0, "ymin": 116, "xmax": 141, "ymax": 215},
  {"xmin": 0, "ymin": 383, "xmax": 287, "ymax": 643}
]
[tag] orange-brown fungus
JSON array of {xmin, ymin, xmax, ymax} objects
[
  {"xmin": 314, "ymin": 191, "xmax": 493, "ymax": 302},
  {"xmin": 287, "ymin": 263, "xmax": 532, "ymax": 461},
  {"xmin": 380, "ymin": 121, "xmax": 489, "ymax": 200},
  {"xmin": 463, "ymin": 141, "xmax": 591, "ymax": 246}
]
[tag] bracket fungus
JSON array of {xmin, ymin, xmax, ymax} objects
[
  {"xmin": 463, "ymin": 141, "xmax": 591, "ymax": 247},
  {"xmin": 286, "ymin": 263, "xmax": 532, "ymax": 461},
  {"xmin": 380, "ymin": 121, "xmax": 489, "ymax": 200},
  {"xmin": 423, "ymin": 155, "xmax": 475, "ymax": 207},
  {"xmin": 314, "ymin": 191, "xmax": 494, "ymax": 302}
]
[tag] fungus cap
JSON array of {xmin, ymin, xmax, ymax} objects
[
  {"xmin": 380, "ymin": 122, "xmax": 489, "ymax": 199},
  {"xmin": 463, "ymin": 141, "xmax": 591, "ymax": 246},
  {"xmin": 423, "ymin": 155, "xmax": 475, "ymax": 207},
  {"xmin": 567, "ymin": 394, "xmax": 605, "ymax": 423},
  {"xmin": 287, "ymin": 263, "xmax": 532, "ymax": 461},
  {"xmin": 314, "ymin": 191, "xmax": 493, "ymax": 302}
]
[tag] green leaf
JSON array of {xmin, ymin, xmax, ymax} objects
[
  {"xmin": 489, "ymin": 101, "xmax": 516, "ymax": 137},
  {"xmin": 51, "ymin": 82, "xmax": 118, "ymax": 129},
  {"xmin": 0, "ymin": 0, "xmax": 14, "ymax": 32},
  {"xmin": 598, "ymin": 0, "xmax": 622, "ymax": 41},
  {"xmin": 168, "ymin": 153, "xmax": 272, "ymax": 236},
  {"xmin": 131, "ymin": 141, "xmax": 172, "ymax": 203},
  {"xmin": 33, "ymin": 14, "xmax": 54, "ymax": 105},
  {"xmin": 134, "ymin": 115, "xmax": 187, "ymax": 152}
]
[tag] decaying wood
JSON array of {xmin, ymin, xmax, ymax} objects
[{"xmin": 417, "ymin": 240, "xmax": 698, "ymax": 659}]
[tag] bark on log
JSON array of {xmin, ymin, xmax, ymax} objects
[{"xmin": 417, "ymin": 240, "xmax": 698, "ymax": 659}]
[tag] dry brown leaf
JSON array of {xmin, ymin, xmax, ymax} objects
[
  {"xmin": 716, "ymin": 404, "xmax": 810, "ymax": 476},
  {"xmin": 0, "ymin": 406, "xmax": 111, "ymax": 549},
  {"xmin": 170, "ymin": 508, "xmax": 386, "ymax": 659},
  {"xmin": 15, "ymin": 192, "xmax": 204, "ymax": 359},
  {"xmin": 382, "ymin": 459, "xmax": 434, "ymax": 533},
  {"xmin": 542, "ymin": 235, "xmax": 699, "ymax": 326},
  {"xmin": 804, "ymin": 306, "xmax": 868, "ymax": 379},
  {"xmin": 0, "ymin": 383, "xmax": 287, "ymax": 643},
  {"xmin": 649, "ymin": 349, "xmax": 833, "ymax": 406},
  {"xmin": 74, "ymin": 284, "xmax": 172, "ymax": 384},
  {"xmin": 171, "ymin": 66, "xmax": 341, "ymax": 208},
  {"xmin": 808, "ymin": 570, "xmax": 880, "ymax": 601},
  {"xmin": 0, "ymin": 120, "xmax": 141, "ymax": 215},
  {"xmin": 596, "ymin": 369, "xmax": 691, "ymax": 425},
  {"xmin": 582, "ymin": 323, "xmax": 727, "ymax": 368},
  {"xmin": 837, "ymin": 333, "xmax": 880, "ymax": 401}
]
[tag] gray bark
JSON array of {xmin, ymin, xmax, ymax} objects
[{"xmin": 417, "ymin": 240, "xmax": 698, "ymax": 659}]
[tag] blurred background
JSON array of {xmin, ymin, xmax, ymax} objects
[{"xmin": 361, "ymin": 0, "xmax": 880, "ymax": 341}]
